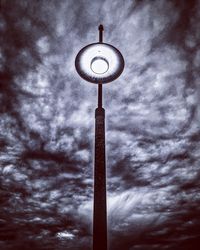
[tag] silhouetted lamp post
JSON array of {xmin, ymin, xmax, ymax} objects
[{"xmin": 75, "ymin": 25, "xmax": 124, "ymax": 250}]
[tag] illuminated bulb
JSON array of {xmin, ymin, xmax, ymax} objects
[{"xmin": 91, "ymin": 57, "xmax": 109, "ymax": 74}]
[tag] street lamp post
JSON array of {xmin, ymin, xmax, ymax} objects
[
  {"xmin": 75, "ymin": 25, "xmax": 124, "ymax": 250},
  {"xmin": 93, "ymin": 25, "xmax": 107, "ymax": 250}
]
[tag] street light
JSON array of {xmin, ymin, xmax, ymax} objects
[
  {"xmin": 75, "ymin": 41, "xmax": 124, "ymax": 84},
  {"xmin": 75, "ymin": 25, "xmax": 124, "ymax": 250}
]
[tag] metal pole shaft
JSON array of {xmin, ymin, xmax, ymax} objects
[
  {"xmin": 98, "ymin": 24, "xmax": 103, "ymax": 108},
  {"xmin": 98, "ymin": 84, "xmax": 102, "ymax": 108},
  {"xmin": 99, "ymin": 24, "xmax": 103, "ymax": 43},
  {"xmin": 93, "ymin": 24, "xmax": 107, "ymax": 250}
]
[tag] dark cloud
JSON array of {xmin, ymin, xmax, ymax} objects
[{"xmin": 1, "ymin": 0, "xmax": 200, "ymax": 249}]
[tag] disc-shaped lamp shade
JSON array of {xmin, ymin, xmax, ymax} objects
[{"xmin": 75, "ymin": 43, "xmax": 124, "ymax": 84}]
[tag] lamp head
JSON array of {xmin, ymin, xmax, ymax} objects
[{"xmin": 75, "ymin": 42, "xmax": 124, "ymax": 84}]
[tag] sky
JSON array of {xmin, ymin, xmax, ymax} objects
[{"xmin": 1, "ymin": 0, "xmax": 200, "ymax": 249}]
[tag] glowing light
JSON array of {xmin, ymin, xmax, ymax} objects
[
  {"xmin": 90, "ymin": 56, "xmax": 109, "ymax": 74},
  {"xmin": 75, "ymin": 43, "xmax": 124, "ymax": 84}
]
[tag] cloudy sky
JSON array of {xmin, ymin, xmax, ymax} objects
[{"xmin": 1, "ymin": 0, "xmax": 200, "ymax": 249}]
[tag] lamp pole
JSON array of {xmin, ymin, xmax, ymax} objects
[
  {"xmin": 93, "ymin": 24, "xmax": 107, "ymax": 250},
  {"xmin": 75, "ymin": 25, "xmax": 124, "ymax": 250}
]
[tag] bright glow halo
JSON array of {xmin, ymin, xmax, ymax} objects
[{"xmin": 75, "ymin": 43, "xmax": 124, "ymax": 84}]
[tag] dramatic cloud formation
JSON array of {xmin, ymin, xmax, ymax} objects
[{"xmin": 1, "ymin": 0, "xmax": 200, "ymax": 249}]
